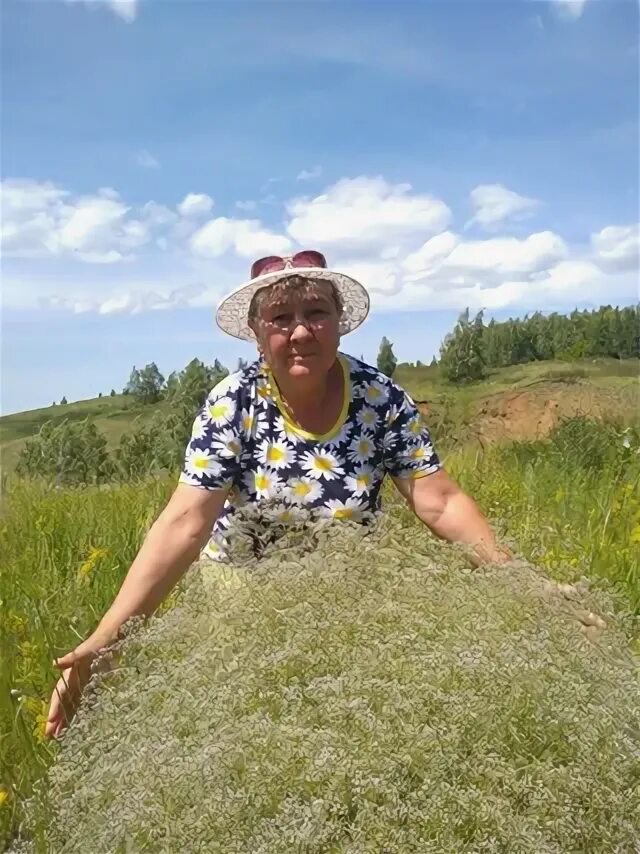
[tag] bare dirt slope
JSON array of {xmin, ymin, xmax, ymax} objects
[{"xmin": 417, "ymin": 376, "xmax": 638, "ymax": 444}]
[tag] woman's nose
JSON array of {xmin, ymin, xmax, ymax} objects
[{"xmin": 290, "ymin": 318, "xmax": 314, "ymax": 340}]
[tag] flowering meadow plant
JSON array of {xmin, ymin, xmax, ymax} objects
[{"xmin": 11, "ymin": 514, "xmax": 639, "ymax": 853}]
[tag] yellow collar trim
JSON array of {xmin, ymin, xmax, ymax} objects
[{"xmin": 264, "ymin": 354, "xmax": 351, "ymax": 442}]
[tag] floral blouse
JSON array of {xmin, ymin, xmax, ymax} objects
[{"xmin": 179, "ymin": 353, "xmax": 441, "ymax": 561}]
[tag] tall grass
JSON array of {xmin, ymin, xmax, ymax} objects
[
  {"xmin": 1, "ymin": 419, "xmax": 639, "ymax": 849},
  {"xmin": 448, "ymin": 418, "xmax": 640, "ymax": 612},
  {"xmin": 9, "ymin": 521, "xmax": 640, "ymax": 852},
  {"xmin": 0, "ymin": 477, "xmax": 174, "ymax": 848}
]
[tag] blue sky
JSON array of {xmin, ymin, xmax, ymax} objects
[{"xmin": 2, "ymin": 0, "xmax": 638, "ymax": 414}]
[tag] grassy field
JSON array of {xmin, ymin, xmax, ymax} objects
[
  {"xmin": 2, "ymin": 474, "xmax": 638, "ymax": 851},
  {"xmin": 2, "ymin": 357, "xmax": 638, "ymax": 477},
  {"xmin": 0, "ymin": 395, "xmax": 176, "ymax": 477},
  {"xmin": 1, "ymin": 358, "xmax": 639, "ymax": 849}
]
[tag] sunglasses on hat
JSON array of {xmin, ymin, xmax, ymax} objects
[{"xmin": 251, "ymin": 250, "xmax": 327, "ymax": 280}]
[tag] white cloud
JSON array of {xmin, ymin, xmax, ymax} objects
[
  {"xmin": 141, "ymin": 201, "xmax": 177, "ymax": 227},
  {"xmin": 6, "ymin": 172, "xmax": 637, "ymax": 319},
  {"xmin": 190, "ymin": 217, "xmax": 292, "ymax": 259},
  {"xmin": 445, "ymin": 231, "xmax": 567, "ymax": 276},
  {"xmin": 286, "ymin": 176, "xmax": 452, "ymax": 249},
  {"xmin": 399, "ymin": 231, "xmax": 567, "ymax": 292},
  {"xmin": 403, "ymin": 231, "xmax": 460, "ymax": 277},
  {"xmin": 297, "ymin": 166, "xmax": 322, "ymax": 181},
  {"xmin": 177, "ymin": 193, "xmax": 214, "ymax": 218},
  {"xmin": 467, "ymin": 184, "xmax": 540, "ymax": 229},
  {"xmin": 339, "ymin": 260, "xmax": 399, "ymax": 295},
  {"xmin": 1, "ymin": 179, "xmax": 157, "ymax": 263},
  {"xmin": 591, "ymin": 224, "xmax": 639, "ymax": 272},
  {"xmin": 235, "ymin": 200, "xmax": 258, "ymax": 212},
  {"xmin": 1, "ymin": 179, "xmax": 69, "ymax": 256},
  {"xmin": 110, "ymin": 0, "xmax": 138, "ymax": 21},
  {"xmin": 58, "ymin": 196, "xmax": 137, "ymax": 260},
  {"xmin": 373, "ymin": 257, "xmax": 626, "ymax": 314},
  {"xmin": 40, "ymin": 283, "xmax": 205, "ymax": 316},
  {"xmin": 136, "ymin": 149, "xmax": 159, "ymax": 169},
  {"xmin": 65, "ymin": 0, "xmax": 139, "ymax": 22},
  {"xmin": 548, "ymin": 0, "xmax": 587, "ymax": 21}
]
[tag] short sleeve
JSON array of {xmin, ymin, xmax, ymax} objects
[
  {"xmin": 179, "ymin": 380, "xmax": 243, "ymax": 491},
  {"xmin": 382, "ymin": 387, "xmax": 441, "ymax": 479}
]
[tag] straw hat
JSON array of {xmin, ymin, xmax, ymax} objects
[{"xmin": 215, "ymin": 251, "xmax": 370, "ymax": 341}]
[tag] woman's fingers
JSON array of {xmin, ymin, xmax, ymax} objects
[
  {"xmin": 45, "ymin": 650, "xmax": 95, "ymax": 740},
  {"xmin": 45, "ymin": 679, "xmax": 69, "ymax": 739},
  {"xmin": 53, "ymin": 645, "xmax": 91, "ymax": 670}
]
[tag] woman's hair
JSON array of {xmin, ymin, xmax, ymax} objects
[{"xmin": 248, "ymin": 276, "xmax": 344, "ymax": 323}]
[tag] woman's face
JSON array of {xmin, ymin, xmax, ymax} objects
[{"xmin": 250, "ymin": 279, "xmax": 341, "ymax": 380}]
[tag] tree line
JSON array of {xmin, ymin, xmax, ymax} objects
[
  {"xmin": 439, "ymin": 304, "xmax": 639, "ymax": 383},
  {"xmin": 16, "ymin": 303, "xmax": 638, "ymax": 484},
  {"xmin": 17, "ymin": 357, "xmax": 237, "ymax": 487}
]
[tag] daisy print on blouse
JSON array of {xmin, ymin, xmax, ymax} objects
[{"xmin": 179, "ymin": 353, "xmax": 441, "ymax": 561}]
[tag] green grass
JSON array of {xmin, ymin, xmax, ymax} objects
[
  {"xmin": 2, "ymin": 359, "xmax": 637, "ymax": 479},
  {"xmin": 0, "ymin": 476, "xmax": 176, "ymax": 848},
  {"xmin": 394, "ymin": 356, "xmax": 639, "ymax": 402},
  {"xmin": 0, "ymin": 397, "xmax": 176, "ymax": 477},
  {"xmin": 448, "ymin": 422, "xmax": 640, "ymax": 612},
  {"xmin": 1, "ymin": 360, "xmax": 638, "ymax": 848},
  {"xmin": 8, "ymin": 519, "xmax": 640, "ymax": 852},
  {"xmin": 2, "ymin": 417, "xmax": 639, "ymax": 848}
]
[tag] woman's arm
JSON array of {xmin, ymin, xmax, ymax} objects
[
  {"xmin": 46, "ymin": 483, "xmax": 230, "ymax": 739},
  {"xmin": 392, "ymin": 469, "xmax": 512, "ymax": 566},
  {"xmin": 89, "ymin": 483, "xmax": 229, "ymax": 645}
]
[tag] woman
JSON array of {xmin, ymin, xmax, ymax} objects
[{"xmin": 45, "ymin": 249, "xmax": 512, "ymax": 739}]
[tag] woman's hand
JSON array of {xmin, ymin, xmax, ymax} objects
[{"xmin": 45, "ymin": 637, "xmax": 114, "ymax": 740}]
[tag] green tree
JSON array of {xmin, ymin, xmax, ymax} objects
[
  {"xmin": 620, "ymin": 305, "xmax": 639, "ymax": 357},
  {"xmin": 16, "ymin": 418, "xmax": 113, "ymax": 486},
  {"xmin": 110, "ymin": 389, "xmax": 116, "ymax": 397},
  {"xmin": 377, "ymin": 337, "xmax": 397, "ymax": 378},
  {"xmin": 164, "ymin": 370, "xmax": 180, "ymax": 400},
  {"xmin": 236, "ymin": 357, "xmax": 249, "ymax": 371},
  {"xmin": 125, "ymin": 362, "xmax": 165, "ymax": 405},
  {"xmin": 60, "ymin": 396, "xmax": 68, "ymax": 405},
  {"xmin": 114, "ymin": 405, "xmax": 198, "ymax": 481},
  {"xmin": 454, "ymin": 304, "xmax": 639, "ymax": 370},
  {"xmin": 439, "ymin": 309, "xmax": 486, "ymax": 384},
  {"xmin": 166, "ymin": 358, "xmax": 229, "ymax": 412}
]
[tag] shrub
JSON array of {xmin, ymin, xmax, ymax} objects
[
  {"xmin": 439, "ymin": 309, "xmax": 486, "ymax": 384},
  {"xmin": 548, "ymin": 415, "xmax": 639, "ymax": 474},
  {"xmin": 15, "ymin": 419, "xmax": 113, "ymax": 486},
  {"xmin": 376, "ymin": 337, "xmax": 397, "ymax": 378},
  {"xmin": 124, "ymin": 363, "xmax": 165, "ymax": 405},
  {"xmin": 12, "ymin": 519, "xmax": 639, "ymax": 853},
  {"xmin": 113, "ymin": 407, "xmax": 194, "ymax": 481}
]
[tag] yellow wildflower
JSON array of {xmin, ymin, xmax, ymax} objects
[
  {"xmin": 77, "ymin": 546, "xmax": 109, "ymax": 581},
  {"xmin": 0, "ymin": 788, "xmax": 10, "ymax": 807},
  {"xmin": 5, "ymin": 612, "xmax": 27, "ymax": 637}
]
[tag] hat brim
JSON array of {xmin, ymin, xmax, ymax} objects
[{"xmin": 215, "ymin": 267, "xmax": 370, "ymax": 341}]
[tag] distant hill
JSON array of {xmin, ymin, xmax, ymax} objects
[{"xmin": 1, "ymin": 358, "xmax": 638, "ymax": 476}]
